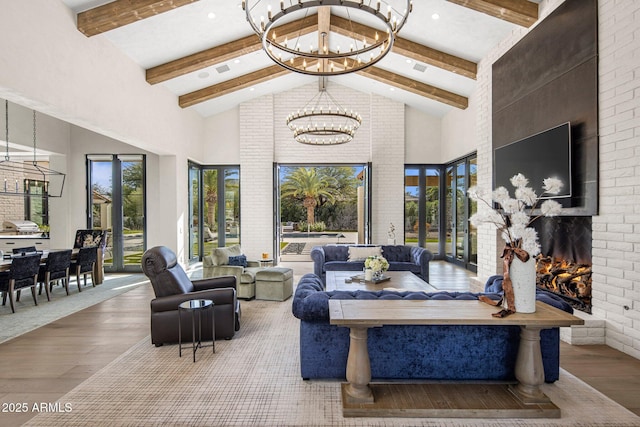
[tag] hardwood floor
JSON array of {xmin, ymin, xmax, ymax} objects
[{"xmin": 0, "ymin": 261, "xmax": 638, "ymax": 426}]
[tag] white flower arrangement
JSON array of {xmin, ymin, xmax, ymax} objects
[
  {"xmin": 468, "ymin": 173, "xmax": 563, "ymax": 256},
  {"xmin": 364, "ymin": 255, "xmax": 389, "ymax": 273}
]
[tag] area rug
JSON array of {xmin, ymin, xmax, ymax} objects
[
  {"xmin": 0, "ymin": 273, "xmax": 149, "ymax": 343},
  {"xmin": 26, "ymin": 296, "xmax": 640, "ymax": 427}
]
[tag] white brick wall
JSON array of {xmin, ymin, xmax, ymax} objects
[
  {"xmin": 240, "ymin": 82, "xmax": 405, "ymax": 257},
  {"xmin": 239, "ymin": 95, "xmax": 275, "ymax": 261},
  {"xmin": 593, "ymin": 0, "xmax": 640, "ymax": 358}
]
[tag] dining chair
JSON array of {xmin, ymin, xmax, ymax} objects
[
  {"xmin": 70, "ymin": 246, "xmax": 98, "ymax": 291},
  {"xmin": 0, "ymin": 253, "xmax": 43, "ymax": 313},
  {"xmin": 12, "ymin": 246, "xmax": 38, "ymax": 255},
  {"xmin": 37, "ymin": 249, "xmax": 73, "ymax": 299}
]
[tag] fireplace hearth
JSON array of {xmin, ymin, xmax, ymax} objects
[{"xmin": 533, "ymin": 216, "xmax": 592, "ymax": 313}]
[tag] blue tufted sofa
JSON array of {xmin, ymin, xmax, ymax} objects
[
  {"xmin": 292, "ymin": 273, "xmax": 573, "ymax": 383},
  {"xmin": 310, "ymin": 244, "xmax": 433, "ymax": 284}
]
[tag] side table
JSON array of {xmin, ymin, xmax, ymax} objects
[
  {"xmin": 259, "ymin": 258, "xmax": 274, "ymax": 267},
  {"xmin": 178, "ymin": 299, "xmax": 215, "ymax": 362}
]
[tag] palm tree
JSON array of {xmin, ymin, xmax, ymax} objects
[
  {"xmin": 281, "ymin": 167, "xmax": 338, "ymax": 225},
  {"xmin": 203, "ymin": 170, "xmax": 218, "ymax": 228}
]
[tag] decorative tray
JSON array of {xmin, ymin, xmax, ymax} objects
[{"xmin": 348, "ymin": 274, "xmax": 391, "ymax": 284}]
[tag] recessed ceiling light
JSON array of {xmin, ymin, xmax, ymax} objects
[
  {"xmin": 234, "ymin": 59, "xmax": 241, "ymax": 64},
  {"xmin": 389, "ymin": 87, "xmax": 396, "ymax": 91},
  {"xmin": 198, "ymin": 71, "xmax": 210, "ymax": 79},
  {"xmin": 207, "ymin": 12, "xmax": 216, "ymax": 19},
  {"xmin": 432, "ymin": 13, "xmax": 440, "ymax": 20},
  {"xmin": 406, "ymin": 59, "xmax": 412, "ymax": 64},
  {"xmin": 249, "ymin": 87, "xmax": 255, "ymax": 91}
]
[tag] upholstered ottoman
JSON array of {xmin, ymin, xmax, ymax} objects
[{"xmin": 255, "ymin": 267, "xmax": 293, "ymax": 301}]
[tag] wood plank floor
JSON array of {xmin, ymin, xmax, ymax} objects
[{"xmin": 0, "ymin": 261, "xmax": 638, "ymax": 426}]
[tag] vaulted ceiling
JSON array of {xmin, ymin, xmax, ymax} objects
[{"xmin": 62, "ymin": 0, "xmax": 539, "ymax": 117}]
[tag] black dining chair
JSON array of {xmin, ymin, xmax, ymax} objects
[
  {"xmin": 12, "ymin": 246, "xmax": 38, "ymax": 255},
  {"xmin": 70, "ymin": 246, "xmax": 98, "ymax": 292},
  {"xmin": 38, "ymin": 249, "xmax": 73, "ymax": 299},
  {"xmin": 0, "ymin": 253, "xmax": 43, "ymax": 313}
]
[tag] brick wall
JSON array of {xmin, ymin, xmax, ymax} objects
[
  {"xmin": 239, "ymin": 82, "xmax": 405, "ymax": 259},
  {"xmin": 592, "ymin": 0, "xmax": 640, "ymax": 358}
]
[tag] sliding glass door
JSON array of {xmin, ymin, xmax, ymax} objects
[
  {"xmin": 188, "ymin": 164, "xmax": 240, "ymax": 261},
  {"xmin": 444, "ymin": 154, "xmax": 477, "ymax": 271},
  {"xmin": 404, "ymin": 166, "xmax": 442, "ymax": 256},
  {"xmin": 87, "ymin": 154, "xmax": 146, "ymax": 272}
]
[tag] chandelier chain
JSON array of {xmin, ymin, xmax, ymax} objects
[{"xmin": 4, "ymin": 100, "xmax": 9, "ymax": 161}]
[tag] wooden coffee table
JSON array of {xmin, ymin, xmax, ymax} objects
[
  {"xmin": 329, "ymin": 299, "xmax": 584, "ymax": 418},
  {"xmin": 326, "ymin": 270, "xmax": 437, "ymax": 292}
]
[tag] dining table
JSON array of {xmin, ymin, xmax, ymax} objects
[{"xmin": 0, "ymin": 249, "xmax": 80, "ymax": 272}]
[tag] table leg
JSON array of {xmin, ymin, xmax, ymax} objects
[
  {"xmin": 178, "ymin": 309, "xmax": 183, "ymax": 358},
  {"xmin": 510, "ymin": 325, "xmax": 550, "ymax": 404},
  {"xmin": 344, "ymin": 326, "xmax": 374, "ymax": 404}
]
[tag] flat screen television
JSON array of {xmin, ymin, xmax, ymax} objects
[{"xmin": 494, "ymin": 122, "xmax": 572, "ymax": 199}]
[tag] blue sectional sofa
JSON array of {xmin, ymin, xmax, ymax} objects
[
  {"xmin": 292, "ymin": 273, "xmax": 573, "ymax": 383},
  {"xmin": 310, "ymin": 244, "xmax": 433, "ymax": 283}
]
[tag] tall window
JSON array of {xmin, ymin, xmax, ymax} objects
[
  {"xmin": 444, "ymin": 154, "xmax": 477, "ymax": 271},
  {"xmin": 188, "ymin": 164, "xmax": 240, "ymax": 261},
  {"xmin": 87, "ymin": 154, "xmax": 146, "ymax": 272},
  {"xmin": 404, "ymin": 166, "xmax": 441, "ymax": 256}
]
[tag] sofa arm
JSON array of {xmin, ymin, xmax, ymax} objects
[
  {"xmin": 192, "ymin": 275, "xmax": 236, "ymax": 291},
  {"xmin": 150, "ymin": 287, "xmax": 236, "ymax": 313},
  {"xmin": 310, "ymin": 246, "xmax": 326, "ymax": 277},
  {"xmin": 411, "ymin": 246, "xmax": 433, "ymax": 282}
]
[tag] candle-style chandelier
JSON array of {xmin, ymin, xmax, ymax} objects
[
  {"xmin": 286, "ymin": 83, "xmax": 362, "ymax": 145},
  {"xmin": 1, "ymin": 100, "xmax": 66, "ymax": 198},
  {"xmin": 243, "ymin": 0, "xmax": 413, "ymax": 76}
]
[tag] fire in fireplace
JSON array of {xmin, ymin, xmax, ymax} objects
[
  {"xmin": 533, "ymin": 216, "xmax": 593, "ymax": 313},
  {"xmin": 536, "ymin": 255, "xmax": 592, "ymax": 313}
]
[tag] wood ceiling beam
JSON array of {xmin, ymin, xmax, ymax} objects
[
  {"xmin": 358, "ymin": 67, "xmax": 469, "ymax": 109},
  {"xmin": 329, "ymin": 15, "xmax": 477, "ymax": 80},
  {"xmin": 77, "ymin": 0, "xmax": 198, "ymax": 37},
  {"xmin": 147, "ymin": 15, "xmax": 318, "ymax": 85},
  {"xmin": 446, "ymin": 0, "xmax": 538, "ymax": 27},
  {"xmin": 179, "ymin": 56, "xmax": 468, "ymax": 110},
  {"xmin": 178, "ymin": 58, "xmax": 306, "ymax": 108}
]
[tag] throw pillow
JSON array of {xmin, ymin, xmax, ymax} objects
[
  {"xmin": 347, "ymin": 246, "xmax": 382, "ymax": 262},
  {"xmin": 228, "ymin": 255, "xmax": 248, "ymax": 267}
]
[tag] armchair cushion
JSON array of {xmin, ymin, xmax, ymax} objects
[{"xmin": 210, "ymin": 244, "xmax": 242, "ymax": 266}]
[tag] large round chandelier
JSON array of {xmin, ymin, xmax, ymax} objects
[
  {"xmin": 286, "ymin": 88, "xmax": 362, "ymax": 145},
  {"xmin": 242, "ymin": 0, "xmax": 413, "ymax": 76}
]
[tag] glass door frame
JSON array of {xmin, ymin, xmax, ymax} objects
[
  {"xmin": 187, "ymin": 163, "xmax": 241, "ymax": 262},
  {"xmin": 404, "ymin": 164, "xmax": 446, "ymax": 259},
  {"xmin": 274, "ymin": 163, "xmax": 371, "ymax": 261},
  {"xmin": 444, "ymin": 153, "xmax": 477, "ymax": 272},
  {"xmin": 86, "ymin": 154, "xmax": 147, "ymax": 273}
]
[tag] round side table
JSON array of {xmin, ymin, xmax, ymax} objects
[{"xmin": 178, "ymin": 299, "xmax": 215, "ymax": 362}]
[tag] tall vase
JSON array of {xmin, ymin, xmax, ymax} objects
[{"xmin": 508, "ymin": 256, "xmax": 537, "ymax": 313}]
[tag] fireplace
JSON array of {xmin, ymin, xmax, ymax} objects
[{"xmin": 533, "ymin": 216, "xmax": 592, "ymax": 313}]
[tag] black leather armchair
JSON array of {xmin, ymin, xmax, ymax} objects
[{"xmin": 142, "ymin": 246, "xmax": 241, "ymax": 346}]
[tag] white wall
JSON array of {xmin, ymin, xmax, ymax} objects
[
  {"xmin": 203, "ymin": 108, "xmax": 240, "ymax": 164},
  {"xmin": 592, "ymin": 0, "xmax": 640, "ymax": 358},
  {"xmin": 405, "ymin": 106, "xmax": 442, "ymax": 164},
  {"xmin": 441, "ymin": 95, "xmax": 478, "ymax": 162}
]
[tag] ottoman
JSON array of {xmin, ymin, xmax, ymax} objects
[{"xmin": 255, "ymin": 267, "xmax": 294, "ymax": 301}]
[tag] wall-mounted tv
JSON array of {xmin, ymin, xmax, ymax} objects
[{"xmin": 494, "ymin": 122, "xmax": 572, "ymax": 199}]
